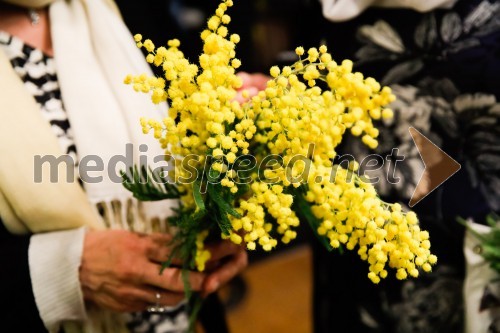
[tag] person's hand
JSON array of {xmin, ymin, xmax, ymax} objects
[
  {"xmin": 80, "ymin": 230, "xmax": 205, "ymax": 312},
  {"xmin": 202, "ymin": 240, "xmax": 248, "ymax": 296},
  {"xmin": 235, "ymin": 72, "xmax": 270, "ymax": 103}
]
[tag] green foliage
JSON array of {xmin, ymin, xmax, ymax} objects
[
  {"xmin": 121, "ymin": 165, "xmax": 181, "ymax": 201},
  {"xmin": 292, "ymin": 186, "xmax": 334, "ymax": 252},
  {"xmin": 123, "ymin": 163, "xmax": 243, "ymax": 265},
  {"xmin": 459, "ymin": 213, "xmax": 500, "ymax": 275}
]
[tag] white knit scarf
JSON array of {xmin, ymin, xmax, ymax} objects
[
  {"xmin": 0, "ymin": 0, "xmax": 178, "ymax": 331},
  {"xmin": 49, "ymin": 0, "xmax": 175, "ymax": 231}
]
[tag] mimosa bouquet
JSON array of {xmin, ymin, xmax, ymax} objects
[{"xmin": 123, "ymin": 0, "xmax": 437, "ymax": 321}]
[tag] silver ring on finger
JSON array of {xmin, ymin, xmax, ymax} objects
[{"xmin": 146, "ymin": 292, "xmax": 167, "ymax": 313}]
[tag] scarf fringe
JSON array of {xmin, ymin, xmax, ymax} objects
[{"xmin": 96, "ymin": 198, "xmax": 171, "ymax": 234}]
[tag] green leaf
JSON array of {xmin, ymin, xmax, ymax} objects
[
  {"xmin": 458, "ymin": 214, "xmax": 500, "ymax": 275},
  {"xmin": 235, "ymin": 183, "xmax": 250, "ymax": 197},
  {"xmin": 483, "ymin": 244, "xmax": 500, "ymax": 259},
  {"xmin": 207, "ymin": 183, "xmax": 242, "ymax": 218},
  {"xmin": 457, "ymin": 216, "xmax": 488, "ymax": 243},
  {"xmin": 187, "ymin": 294, "xmax": 204, "ymax": 333},
  {"xmin": 182, "ymin": 269, "xmax": 192, "ymax": 301},
  {"xmin": 193, "ymin": 179, "xmax": 206, "ymax": 212},
  {"xmin": 213, "ymin": 205, "xmax": 233, "ymax": 235},
  {"xmin": 487, "ymin": 215, "xmax": 496, "ymax": 227},
  {"xmin": 121, "ymin": 165, "xmax": 180, "ymax": 201},
  {"xmin": 160, "ymin": 245, "xmax": 180, "ymax": 273},
  {"xmin": 207, "ymin": 167, "xmax": 221, "ymax": 183},
  {"xmin": 293, "ymin": 190, "xmax": 333, "ymax": 252}
]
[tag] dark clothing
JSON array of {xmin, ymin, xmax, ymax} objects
[
  {"xmin": 308, "ymin": 0, "xmax": 500, "ymax": 332},
  {"xmin": 0, "ymin": 223, "xmax": 48, "ymax": 332}
]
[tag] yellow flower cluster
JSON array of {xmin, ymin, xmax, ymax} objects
[
  {"xmin": 228, "ymin": 182, "xmax": 299, "ymax": 251},
  {"xmin": 127, "ymin": 0, "xmax": 249, "ymax": 204},
  {"xmin": 306, "ymin": 164, "xmax": 437, "ymax": 283},
  {"xmin": 251, "ymin": 45, "xmax": 394, "ymax": 164},
  {"xmin": 126, "ymin": 0, "xmax": 436, "ymax": 279},
  {"xmin": 194, "ymin": 230, "xmax": 211, "ymax": 271}
]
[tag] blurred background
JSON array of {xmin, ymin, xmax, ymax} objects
[{"xmin": 115, "ymin": 0, "xmax": 326, "ymax": 74}]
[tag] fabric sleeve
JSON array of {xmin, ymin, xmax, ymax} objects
[
  {"xmin": 28, "ymin": 227, "xmax": 87, "ymax": 333},
  {"xmin": 0, "ymin": 222, "xmax": 47, "ymax": 332},
  {"xmin": 463, "ymin": 221, "xmax": 499, "ymax": 333},
  {"xmin": 320, "ymin": 0, "xmax": 458, "ymax": 22}
]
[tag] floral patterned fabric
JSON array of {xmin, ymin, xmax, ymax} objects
[{"xmin": 311, "ymin": 0, "xmax": 500, "ymax": 332}]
